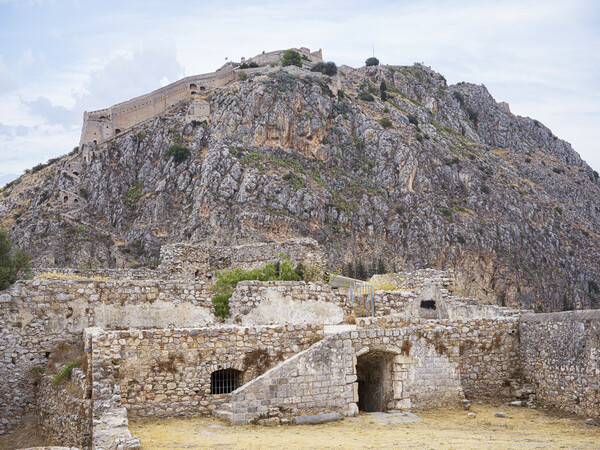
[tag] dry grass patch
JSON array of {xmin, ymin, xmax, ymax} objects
[{"xmin": 130, "ymin": 404, "xmax": 600, "ymax": 449}]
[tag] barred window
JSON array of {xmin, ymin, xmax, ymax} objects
[{"xmin": 210, "ymin": 369, "xmax": 242, "ymax": 394}]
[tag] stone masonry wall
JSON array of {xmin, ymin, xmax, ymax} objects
[
  {"xmin": 159, "ymin": 238, "xmax": 326, "ymax": 279},
  {"xmin": 0, "ymin": 278, "xmax": 214, "ymax": 435},
  {"xmin": 37, "ymin": 369, "xmax": 92, "ymax": 448},
  {"xmin": 90, "ymin": 325, "xmax": 324, "ymax": 419},
  {"xmin": 520, "ymin": 310, "xmax": 600, "ymax": 418},
  {"xmin": 228, "ymin": 318, "xmax": 520, "ymax": 423}
]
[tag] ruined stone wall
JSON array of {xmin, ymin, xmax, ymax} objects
[
  {"xmin": 228, "ymin": 318, "xmax": 520, "ymax": 423},
  {"xmin": 159, "ymin": 238, "xmax": 326, "ymax": 279},
  {"xmin": 37, "ymin": 369, "xmax": 91, "ymax": 448},
  {"xmin": 520, "ymin": 310, "xmax": 600, "ymax": 418},
  {"xmin": 0, "ymin": 278, "xmax": 214, "ymax": 435},
  {"xmin": 89, "ymin": 325, "xmax": 324, "ymax": 419},
  {"xmin": 33, "ymin": 267, "xmax": 164, "ymax": 280}
]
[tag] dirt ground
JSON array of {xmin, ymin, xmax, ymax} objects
[{"xmin": 129, "ymin": 404, "xmax": 600, "ymax": 449}]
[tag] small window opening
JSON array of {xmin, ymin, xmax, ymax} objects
[
  {"xmin": 73, "ymin": 171, "xmax": 79, "ymax": 176},
  {"xmin": 420, "ymin": 300, "xmax": 436, "ymax": 310},
  {"xmin": 199, "ymin": 86, "xmax": 206, "ymax": 91},
  {"xmin": 74, "ymin": 198, "xmax": 79, "ymax": 204},
  {"xmin": 63, "ymin": 196, "xmax": 68, "ymax": 203},
  {"xmin": 194, "ymin": 270, "xmax": 200, "ymax": 278},
  {"xmin": 210, "ymin": 368, "xmax": 242, "ymax": 394},
  {"xmin": 190, "ymin": 91, "xmax": 197, "ymax": 95},
  {"xmin": 115, "ymin": 129, "xmax": 122, "ymax": 134}
]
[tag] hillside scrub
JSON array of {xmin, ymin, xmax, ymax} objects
[{"xmin": 0, "ymin": 229, "xmax": 31, "ymax": 290}]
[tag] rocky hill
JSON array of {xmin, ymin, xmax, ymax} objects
[{"xmin": 1, "ymin": 60, "xmax": 599, "ymax": 311}]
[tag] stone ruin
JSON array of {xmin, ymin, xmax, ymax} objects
[{"xmin": 0, "ymin": 238, "xmax": 599, "ymax": 448}]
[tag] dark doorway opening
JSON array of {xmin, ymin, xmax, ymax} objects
[
  {"xmin": 115, "ymin": 129, "xmax": 121, "ymax": 134},
  {"xmin": 356, "ymin": 351, "xmax": 395, "ymax": 412}
]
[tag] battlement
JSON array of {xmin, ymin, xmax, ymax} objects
[{"xmin": 79, "ymin": 47, "xmax": 323, "ymax": 147}]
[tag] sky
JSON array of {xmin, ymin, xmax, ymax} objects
[{"xmin": 0, "ymin": 0, "xmax": 598, "ymax": 186}]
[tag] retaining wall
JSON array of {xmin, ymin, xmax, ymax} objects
[
  {"xmin": 520, "ymin": 310, "xmax": 600, "ymax": 418},
  {"xmin": 228, "ymin": 318, "xmax": 520, "ymax": 423},
  {"xmin": 0, "ymin": 278, "xmax": 214, "ymax": 435},
  {"xmin": 89, "ymin": 325, "xmax": 324, "ymax": 418},
  {"xmin": 37, "ymin": 369, "xmax": 91, "ymax": 448}
]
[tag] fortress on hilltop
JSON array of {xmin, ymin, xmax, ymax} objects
[{"xmin": 79, "ymin": 47, "xmax": 323, "ymax": 147}]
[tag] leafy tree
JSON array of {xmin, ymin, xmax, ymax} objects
[
  {"xmin": 166, "ymin": 144, "xmax": 191, "ymax": 164},
  {"xmin": 365, "ymin": 57, "xmax": 379, "ymax": 67},
  {"xmin": 380, "ymin": 81, "xmax": 387, "ymax": 101},
  {"xmin": 358, "ymin": 91, "xmax": 374, "ymax": 102},
  {"xmin": 377, "ymin": 258, "xmax": 386, "ymax": 274},
  {"xmin": 281, "ymin": 50, "xmax": 302, "ymax": 67},
  {"xmin": 311, "ymin": 61, "xmax": 337, "ymax": 76},
  {"xmin": 0, "ymin": 229, "xmax": 31, "ymax": 290}
]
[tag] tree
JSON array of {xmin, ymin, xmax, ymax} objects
[
  {"xmin": 380, "ymin": 81, "xmax": 387, "ymax": 101},
  {"xmin": 281, "ymin": 50, "xmax": 302, "ymax": 67},
  {"xmin": 311, "ymin": 61, "xmax": 337, "ymax": 76},
  {"xmin": 365, "ymin": 57, "xmax": 379, "ymax": 67},
  {"xmin": 0, "ymin": 229, "xmax": 31, "ymax": 290}
]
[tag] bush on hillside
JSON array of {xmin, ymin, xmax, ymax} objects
[
  {"xmin": 311, "ymin": 61, "xmax": 337, "ymax": 76},
  {"xmin": 165, "ymin": 144, "xmax": 191, "ymax": 164},
  {"xmin": 0, "ymin": 229, "xmax": 31, "ymax": 291},
  {"xmin": 281, "ymin": 50, "xmax": 302, "ymax": 67}
]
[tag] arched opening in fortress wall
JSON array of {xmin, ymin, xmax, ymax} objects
[
  {"xmin": 356, "ymin": 350, "xmax": 396, "ymax": 412},
  {"xmin": 115, "ymin": 128, "xmax": 121, "ymax": 134}
]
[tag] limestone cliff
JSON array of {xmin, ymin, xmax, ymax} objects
[{"xmin": 1, "ymin": 62, "xmax": 599, "ymax": 311}]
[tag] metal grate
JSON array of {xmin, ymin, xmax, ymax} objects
[
  {"xmin": 350, "ymin": 284, "xmax": 375, "ymax": 317},
  {"xmin": 210, "ymin": 368, "xmax": 242, "ymax": 395}
]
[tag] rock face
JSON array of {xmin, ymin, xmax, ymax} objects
[{"xmin": 1, "ymin": 60, "xmax": 599, "ymax": 311}]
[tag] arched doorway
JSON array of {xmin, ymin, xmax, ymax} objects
[{"xmin": 356, "ymin": 351, "xmax": 396, "ymax": 412}]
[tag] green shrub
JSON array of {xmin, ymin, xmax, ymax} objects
[
  {"xmin": 0, "ymin": 229, "xmax": 31, "ymax": 291},
  {"xmin": 379, "ymin": 117, "xmax": 393, "ymax": 129},
  {"xmin": 311, "ymin": 61, "xmax": 337, "ymax": 76},
  {"xmin": 453, "ymin": 91, "xmax": 465, "ymax": 106},
  {"xmin": 365, "ymin": 57, "xmax": 379, "ymax": 67},
  {"xmin": 238, "ymin": 61, "xmax": 259, "ymax": 69},
  {"xmin": 52, "ymin": 358, "xmax": 81, "ymax": 386},
  {"xmin": 166, "ymin": 144, "xmax": 191, "ymax": 164},
  {"xmin": 555, "ymin": 206, "xmax": 563, "ymax": 215},
  {"xmin": 358, "ymin": 91, "xmax": 374, "ymax": 102},
  {"xmin": 79, "ymin": 188, "xmax": 91, "ymax": 200},
  {"xmin": 281, "ymin": 50, "xmax": 302, "ymax": 67},
  {"xmin": 407, "ymin": 114, "xmax": 419, "ymax": 128},
  {"xmin": 125, "ymin": 181, "xmax": 142, "ymax": 211},
  {"xmin": 237, "ymin": 71, "xmax": 248, "ymax": 81},
  {"xmin": 136, "ymin": 130, "xmax": 146, "ymax": 140},
  {"xmin": 282, "ymin": 172, "xmax": 305, "ymax": 189},
  {"xmin": 465, "ymin": 106, "xmax": 478, "ymax": 123},
  {"xmin": 481, "ymin": 184, "xmax": 490, "ymax": 194},
  {"xmin": 211, "ymin": 259, "xmax": 321, "ymax": 319}
]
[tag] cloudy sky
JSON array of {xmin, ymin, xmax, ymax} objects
[{"xmin": 0, "ymin": 0, "xmax": 598, "ymax": 185}]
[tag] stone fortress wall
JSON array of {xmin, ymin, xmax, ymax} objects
[
  {"xmin": 79, "ymin": 47, "xmax": 323, "ymax": 147},
  {"xmin": 1, "ymin": 236, "xmax": 599, "ymax": 447}
]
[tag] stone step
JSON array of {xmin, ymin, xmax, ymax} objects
[{"xmin": 212, "ymin": 409, "xmax": 233, "ymax": 422}]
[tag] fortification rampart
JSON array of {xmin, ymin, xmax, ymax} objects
[
  {"xmin": 520, "ymin": 310, "xmax": 600, "ymax": 418},
  {"xmin": 79, "ymin": 47, "xmax": 323, "ymax": 146}
]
